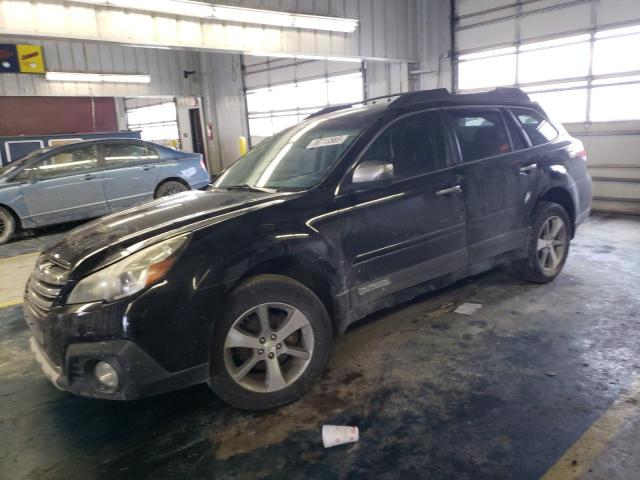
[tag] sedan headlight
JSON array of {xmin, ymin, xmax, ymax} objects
[{"xmin": 67, "ymin": 236, "xmax": 188, "ymax": 304}]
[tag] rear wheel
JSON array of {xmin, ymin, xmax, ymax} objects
[
  {"xmin": 155, "ymin": 180, "xmax": 188, "ymax": 198},
  {"xmin": 511, "ymin": 201, "xmax": 571, "ymax": 283},
  {"xmin": 0, "ymin": 207, "xmax": 15, "ymax": 245},
  {"xmin": 209, "ymin": 275, "xmax": 332, "ymax": 410}
]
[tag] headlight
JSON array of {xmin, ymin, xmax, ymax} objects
[{"xmin": 67, "ymin": 236, "xmax": 188, "ymax": 304}]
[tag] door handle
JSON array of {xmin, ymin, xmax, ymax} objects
[
  {"xmin": 143, "ymin": 165, "xmax": 155, "ymax": 171},
  {"xmin": 519, "ymin": 163, "xmax": 538, "ymax": 174},
  {"xmin": 84, "ymin": 174, "xmax": 94, "ymax": 180},
  {"xmin": 436, "ymin": 185, "xmax": 462, "ymax": 196}
]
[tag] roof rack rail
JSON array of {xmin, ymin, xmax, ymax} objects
[
  {"xmin": 305, "ymin": 87, "xmax": 530, "ymax": 119},
  {"xmin": 305, "ymin": 92, "xmax": 407, "ymax": 119},
  {"xmin": 390, "ymin": 87, "xmax": 530, "ymax": 108}
]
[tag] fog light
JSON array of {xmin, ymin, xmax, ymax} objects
[{"xmin": 94, "ymin": 361, "xmax": 119, "ymax": 390}]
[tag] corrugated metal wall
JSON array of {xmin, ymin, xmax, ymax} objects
[
  {"xmin": 0, "ymin": 0, "xmax": 418, "ymax": 61},
  {"xmin": 0, "ymin": 37, "xmax": 199, "ymax": 97},
  {"xmin": 454, "ymin": 0, "xmax": 640, "ymax": 215}
]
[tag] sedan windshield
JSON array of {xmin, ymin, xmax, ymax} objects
[{"xmin": 214, "ymin": 106, "xmax": 379, "ymax": 192}]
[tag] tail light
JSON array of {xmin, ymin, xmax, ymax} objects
[
  {"xmin": 199, "ymin": 156, "xmax": 207, "ymax": 172},
  {"xmin": 569, "ymin": 142, "xmax": 587, "ymax": 161}
]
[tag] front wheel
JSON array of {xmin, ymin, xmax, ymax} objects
[
  {"xmin": 510, "ymin": 201, "xmax": 571, "ymax": 283},
  {"xmin": 0, "ymin": 207, "xmax": 16, "ymax": 245},
  {"xmin": 209, "ymin": 275, "xmax": 333, "ymax": 410}
]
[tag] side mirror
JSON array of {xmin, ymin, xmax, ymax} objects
[{"xmin": 351, "ymin": 160, "xmax": 393, "ymax": 189}]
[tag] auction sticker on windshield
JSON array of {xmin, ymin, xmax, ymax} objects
[{"xmin": 306, "ymin": 135, "xmax": 349, "ymax": 149}]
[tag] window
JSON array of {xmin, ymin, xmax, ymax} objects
[
  {"xmin": 447, "ymin": 110, "xmax": 511, "ymax": 162},
  {"xmin": 503, "ymin": 113, "xmax": 527, "ymax": 150},
  {"xmin": 30, "ymin": 146, "xmax": 98, "ymax": 179},
  {"xmin": 528, "ymin": 89, "xmax": 588, "ymax": 123},
  {"xmin": 361, "ymin": 111, "xmax": 450, "ymax": 179},
  {"xmin": 246, "ymin": 72, "xmax": 364, "ymax": 140},
  {"xmin": 593, "ymin": 31, "xmax": 640, "ymax": 75},
  {"xmin": 126, "ymin": 102, "xmax": 180, "ymax": 145},
  {"xmin": 518, "ymin": 38, "xmax": 591, "ymax": 84},
  {"xmin": 590, "ymin": 83, "xmax": 640, "ymax": 122},
  {"xmin": 457, "ymin": 54, "xmax": 517, "ymax": 91},
  {"xmin": 456, "ymin": 24, "xmax": 640, "ymax": 123},
  {"xmin": 511, "ymin": 109, "xmax": 558, "ymax": 146},
  {"xmin": 104, "ymin": 143, "xmax": 159, "ymax": 167}
]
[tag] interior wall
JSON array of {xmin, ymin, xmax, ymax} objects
[
  {"xmin": 199, "ymin": 52, "xmax": 248, "ymax": 172},
  {"xmin": 365, "ymin": 62, "xmax": 410, "ymax": 98},
  {"xmin": 0, "ymin": 37, "xmax": 200, "ymax": 97},
  {"xmin": 0, "ymin": 96, "xmax": 117, "ymax": 136},
  {"xmin": 412, "ymin": 0, "xmax": 453, "ymax": 91}
]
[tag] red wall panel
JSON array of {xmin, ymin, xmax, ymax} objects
[{"xmin": 0, "ymin": 96, "xmax": 118, "ymax": 136}]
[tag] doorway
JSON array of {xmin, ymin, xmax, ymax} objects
[{"xmin": 189, "ymin": 108, "xmax": 206, "ymax": 161}]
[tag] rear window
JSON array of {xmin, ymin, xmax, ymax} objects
[
  {"xmin": 447, "ymin": 110, "xmax": 511, "ymax": 162},
  {"xmin": 511, "ymin": 108, "xmax": 558, "ymax": 146}
]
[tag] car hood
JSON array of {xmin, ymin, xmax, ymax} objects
[{"xmin": 45, "ymin": 189, "xmax": 294, "ymax": 270}]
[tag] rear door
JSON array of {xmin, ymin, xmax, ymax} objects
[
  {"xmin": 446, "ymin": 107, "xmax": 535, "ymax": 263},
  {"xmin": 20, "ymin": 144, "xmax": 109, "ymax": 226},
  {"xmin": 101, "ymin": 141, "xmax": 160, "ymax": 211}
]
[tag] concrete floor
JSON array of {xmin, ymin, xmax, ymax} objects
[{"xmin": 0, "ymin": 214, "xmax": 639, "ymax": 480}]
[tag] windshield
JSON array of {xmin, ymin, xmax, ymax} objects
[
  {"xmin": 214, "ymin": 107, "xmax": 380, "ymax": 192},
  {"xmin": 0, "ymin": 148, "xmax": 51, "ymax": 177}
]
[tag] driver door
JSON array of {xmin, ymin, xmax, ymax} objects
[
  {"xmin": 20, "ymin": 144, "xmax": 109, "ymax": 226},
  {"xmin": 312, "ymin": 110, "xmax": 467, "ymax": 307}
]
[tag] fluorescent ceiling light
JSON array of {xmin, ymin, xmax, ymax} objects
[
  {"xmin": 247, "ymin": 52, "xmax": 362, "ymax": 63},
  {"xmin": 70, "ymin": 0, "xmax": 358, "ymax": 33},
  {"xmin": 46, "ymin": 72, "xmax": 151, "ymax": 83},
  {"xmin": 327, "ymin": 56, "xmax": 362, "ymax": 63}
]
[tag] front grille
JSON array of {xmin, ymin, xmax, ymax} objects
[{"xmin": 25, "ymin": 256, "xmax": 70, "ymax": 317}]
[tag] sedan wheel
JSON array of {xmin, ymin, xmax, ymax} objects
[
  {"xmin": 224, "ymin": 303, "xmax": 314, "ymax": 393},
  {"xmin": 155, "ymin": 180, "xmax": 188, "ymax": 198},
  {"xmin": 0, "ymin": 207, "xmax": 16, "ymax": 245}
]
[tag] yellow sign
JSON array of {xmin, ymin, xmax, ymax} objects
[{"xmin": 17, "ymin": 44, "xmax": 45, "ymax": 74}]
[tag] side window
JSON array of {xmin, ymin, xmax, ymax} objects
[
  {"xmin": 511, "ymin": 108, "xmax": 558, "ymax": 146},
  {"xmin": 447, "ymin": 110, "xmax": 511, "ymax": 162},
  {"xmin": 104, "ymin": 143, "xmax": 159, "ymax": 168},
  {"xmin": 30, "ymin": 145, "xmax": 98, "ymax": 179},
  {"xmin": 361, "ymin": 111, "xmax": 450, "ymax": 179},
  {"xmin": 504, "ymin": 112, "xmax": 528, "ymax": 151}
]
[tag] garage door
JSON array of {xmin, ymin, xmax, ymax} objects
[
  {"xmin": 453, "ymin": 0, "xmax": 640, "ymax": 214},
  {"xmin": 243, "ymin": 56, "xmax": 363, "ymax": 145}
]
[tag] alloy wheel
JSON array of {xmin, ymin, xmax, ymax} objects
[
  {"xmin": 223, "ymin": 303, "xmax": 315, "ymax": 393},
  {"xmin": 163, "ymin": 186, "xmax": 183, "ymax": 196},
  {"xmin": 537, "ymin": 216, "xmax": 567, "ymax": 273}
]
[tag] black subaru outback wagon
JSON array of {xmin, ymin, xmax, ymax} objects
[{"xmin": 25, "ymin": 88, "xmax": 592, "ymax": 410}]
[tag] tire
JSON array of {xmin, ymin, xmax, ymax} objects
[
  {"xmin": 510, "ymin": 201, "xmax": 571, "ymax": 284},
  {"xmin": 209, "ymin": 274, "xmax": 333, "ymax": 411},
  {"xmin": 155, "ymin": 180, "xmax": 188, "ymax": 198},
  {"xmin": 0, "ymin": 207, "xmax": 16, "ymax": 245}
]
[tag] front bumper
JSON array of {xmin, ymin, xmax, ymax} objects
[
  {"xmin": 29, "ymin": 336, "xmax": 67, "ymax": 391},
  {"xmin": 29, "ymin": 336, "xmax": 208, "ymax": 400}
]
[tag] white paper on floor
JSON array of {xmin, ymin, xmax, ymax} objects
[{"xmin": 454, "ymin": 303, "xmax": 482, "ymax": 315}]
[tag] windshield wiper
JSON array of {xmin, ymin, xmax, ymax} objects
[{"xmin": 223, "ymin": 184, "xmax": 278, "ymax": 193}]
